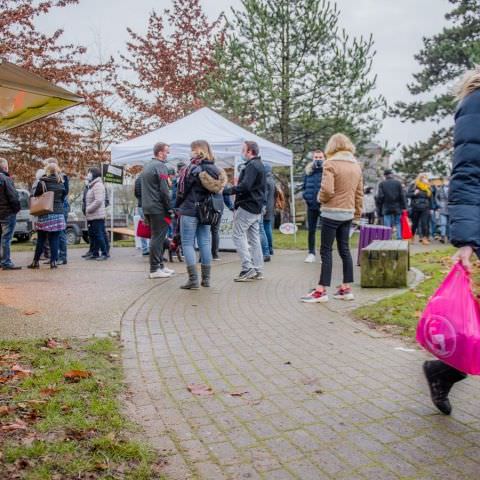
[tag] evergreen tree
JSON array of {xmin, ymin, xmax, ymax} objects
[
  {"xmin": 393, "ymin": 0, "xmax": 480, "ymax": 178},
  {"xmin": 206, "ymin": 0, "xmax": 385, "ymax": 170}
]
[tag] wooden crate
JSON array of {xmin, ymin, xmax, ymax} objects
[{"xmin": 360, "ymin": 240, "xmax": 409, "ymax": 288}]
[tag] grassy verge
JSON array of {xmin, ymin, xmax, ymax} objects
[
  {"xmin": 273, "ymin": 229, "xmax": 359, "ymax": 250},
  {"xmin": 0, "ymin": 338, "xmax": 165, "ymax": 480},
  {"xmin": 354, "ymin": 247, "xmax": 455, "ymax": 337}
]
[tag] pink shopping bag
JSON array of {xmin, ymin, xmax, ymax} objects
[{"xmin": 416, "ymin": 262, "xmax": 480, "ymax": 375}]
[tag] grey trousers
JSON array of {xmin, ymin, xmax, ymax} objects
[
  {"xmin": 145, "ymin": 214, "xmax": 169, "ymax": 273},
  {"xmin": 232, "ymin": 207, "xmax": 264, "ymax": 272}
]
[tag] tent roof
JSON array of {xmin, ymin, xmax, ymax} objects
[
  {"xmin": 0, "ymin": 59, "xmax": 84, "ymax": 132},
  {"xmin": 111, "ymin": 107, "xmax": 293, "ymax": 167}
]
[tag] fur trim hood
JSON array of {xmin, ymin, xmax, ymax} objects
[
  {"xmin": 326, "ymin": 151, "xmax": 357, "ymax": 163},
  {"xmin": 305, "ymin": 161, "xmax": 323, "ymax": 176},
  {"xmin": 199, "ymin": 168, "xmax": 227, "ymax": 193}
]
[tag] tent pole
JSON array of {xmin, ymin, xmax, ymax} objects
[
  {"xmin": 111, "ymin": 185, "xmax": 114, "ymax": 246},
  {"xmin": 290, "ymin": 165, "xmax": 296, "ymax": 244}
]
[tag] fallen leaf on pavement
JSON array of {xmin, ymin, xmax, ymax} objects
[
  {"xmin": 229, "ymin": 391, "xmax": 249, "ymax": 397},
  {"xmin": 1, "ymin": 419, "xmax": 27, "ymax": 431},
  {"xmin": 187, "ymin": 384, "xmax": 214, "ymax": 396},
  {"xmin": 301, "ymin": 377, "xmax": 318, "ymax": 386},
  {"xmin": 64, "ymin": 370, "xmax": 92, "ymax": 382},
  {"xmin": 22, "ymin": 310, "xmax": 39, "ymax": 316},
  {"xmin": 284, "ymin": 361, "xmax": 292, "ymax": 365}
]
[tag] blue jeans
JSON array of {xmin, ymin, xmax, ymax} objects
[
  {"xmin": 1, "ymin": 214, "xmax": 16, "ymax": 266},
  {"xmin": 263, "ymin": 219, "xmax": 273, "ymax": 255},
  {"xmin": 383, "ymin": 214, "xmax": 402, "ymax": 239},
  {"xmin": 431, "ymin": 210, "xmax": 437, "ymax": 238},
  {"xmin": 259, "ymin": 216, "xmax": 270, "ymax": 257},
  {"xmin": 34, "ymin": 230, "xmax": 60, "ymax": 263},
  {"xmin": 58, "ymin": 212, "xmax": 69, "ymax": 261},
  {"xmin": 440, "ymin": 214, "xmax": 449, "ymax": 239},
  {"xmin": 88, "ymin": 219, "xmax": 108, "ymax": 257},
  {"xmin": 180, "ymin": 215, "xmax": 212, "ymax": 267}
]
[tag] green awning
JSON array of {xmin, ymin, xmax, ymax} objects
[{"xmin": 0, "ymin": 59, "xmax": 84, "ymax": 132}]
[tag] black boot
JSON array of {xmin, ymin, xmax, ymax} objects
[
  {"xmin": 50, "ymin": 261, "xmax": 57, "ymax": 269},
  {"xmin": 201, "ymin": 264, "xmax": 211, "ymax": 288},
  {"xmin": 28, "ymin": 260, "xmax": 40, "ymax": 269},
  {"xmin": 423, "ymin": 360, "xmax": 467, "ymax": 415},
  {"xmin": 181, "ymin": 265, "xmax": 199, "ymax": 290}
]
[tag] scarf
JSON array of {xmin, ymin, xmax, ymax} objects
[
  {"xmin": 178, "ymin": 156, "xmax": 202, "ymax": 196},
  {"xmin": 415, "ymin": 179, "xmax": 432, "ymax": 197}
]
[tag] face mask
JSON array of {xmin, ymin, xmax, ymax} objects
[
  {"xmin": 313, "ymin": 159, "xmax": 323, "ymax": 168},
  {"xmin": 241, "ymin": 154, "xmax": 248, "ymax": 162},
  {"xmin": 87, "ymin": 173, "xmax": 93, "ymax": 182}
]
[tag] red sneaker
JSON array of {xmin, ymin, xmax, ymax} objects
[
  {"xmin": 301, "ymin": 289, "xmax": 329, "ymax": 303},
  {"xmin": 333, "ymin": 286, "xmax": 354, "ymax": 301}
]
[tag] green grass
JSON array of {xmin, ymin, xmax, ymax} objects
[
  {"xmin": 354, "ymin": 247, "xmax": 455, "ymax": 337},
  {"xmin": 0, "ymin": 338, "xmax": 165, "ymax": 479},
  {"xmin": 273, "ymin": 229, "xmax": 359, "ymax": 250}
]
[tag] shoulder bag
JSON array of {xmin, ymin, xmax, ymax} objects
[{"xmin": 29, "ymin": 181, "xmax": 54, "ymax": 216}]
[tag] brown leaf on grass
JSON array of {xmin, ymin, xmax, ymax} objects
[
  {"xmin": 229, "ymin": 390, "xmax": 249, "ymax": 397},
  {"xmin": 22, "ymin": 310, "xmax": 39, "ymax": 316},
  {"xmin": 64, "ymin": 370, "xmax": 92, "ymax": 382},
  {"xmin": 187, "ymin": 383, "xmax": 214, "ymax": 396},
  {"xmin": 45, "ymin": 338, "xmax": 60, "ymax": 349},
  {"xmin": 64, "ymin": 428, "xmax": 96, "ymax": 441},
  {"xmin": 40, "ymin": 387, "xmax": 59, "ymax": 397},
  {"xmin": 1, "ymin": 419, "xmax": 27, "ymax": 431},
  {"xmin": 0, "ymin": 353, "xmax": 21, "ymax": 362},
  {"xmin": 414, "ymin": 311, "xmax": 423, "ymax": 319},
  {"xmin": 0, "ymin": 405, "xmax": 12, "ymax": 416},
  {"xmin": 26, "ymin": 400, "xmax": 47, "ymax": 406},
  {"xmin": 14, "ymin": 458, "xmax": 31, "ymax": 470}
]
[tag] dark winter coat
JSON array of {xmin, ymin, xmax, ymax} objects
[
  {"xmin": 224, "ymin": 156, "xmax": 266, "ymax": 214},
  {"xmin": 377, "ymin": 175, "xmax": 406, "ymax": 215},
  {"xmin": 141, "ymin": 159, "xmax": 171, "ymax": 215},
  {"xmin": 175, "ymin": 160, "xmax": 227, "ymax": 217},
  {"xmin": 34, "ymin": 175, "xmax": 66, "ymax": 215},
  {"xmin": 302, "ymin": 161, "xmax": 323, "ymax": 210},
  {"xmin": 134, "ymin": 175, "xmax": 142, "ymax": 208},
  {"xmin": 407, "ymin": 183, "xmax": 432, "ymax": 211},
  {"xmin": 450, "ymin": 89, "xmax": 480, "ymax": 252},
  {"xmin": 0, "ymin": 171, "xmax": 20, "ymax": 220}
]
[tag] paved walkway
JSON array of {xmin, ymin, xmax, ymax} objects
[{"xmin": 122, "ymin": 251, "xmax": 480, "ymax": 480}]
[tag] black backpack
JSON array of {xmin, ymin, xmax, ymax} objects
[{"xmin": 196, "ymin": 193, "xmax": 223, "ymax": 225}]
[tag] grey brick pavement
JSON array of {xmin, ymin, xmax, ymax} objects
[{"xmin": 122, "ymin": 251, "xmax": 480, "ymax": 479}]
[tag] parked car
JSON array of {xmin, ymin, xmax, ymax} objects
[{"xmin": 13, "ymin": 189, "xmax": 33, "ymax": 242}]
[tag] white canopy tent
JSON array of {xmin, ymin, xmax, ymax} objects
[{"xmin": 111, "ymin": 107, "xmax": 296, "ymax": 235}]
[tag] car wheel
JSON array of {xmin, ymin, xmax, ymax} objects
[{"xmin": 66, "ymin": 227, "xmax": 79, "ymax": 245}]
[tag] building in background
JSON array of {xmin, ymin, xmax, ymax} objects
[{"xmin": 359, "ymin": 142, "xmax": 391, "ymax": 188}]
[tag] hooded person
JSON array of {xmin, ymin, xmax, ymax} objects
[{"xmin": 302, "ymin": 150, "xmax": 324, "ymax": 262}]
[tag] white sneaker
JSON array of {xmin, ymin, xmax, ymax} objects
[
  {"xmin": 304, "ymin": 253, "xmax": 316, "ymax": 263},
  {"xmin": 149, "ymin": 269, "xmax": 172, "ymax": 279},
  {"xmin": 163, "ymin": 266, "xmax": 175, "ymax": 275}
]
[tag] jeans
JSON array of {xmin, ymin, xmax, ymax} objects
[
  {"xmin": 319, "ymin": 217, "xmax": 354, "ymax": 287},
  {"xmin": 440, "ymin": 214, "xmax": 449, "ymax": 239},
  {"xmin": 137, "ymin": 207, "xmax": 150, "ymax": 254},
  {"xmin": 263, "ymin": 219, "xmax": 273, "ymax": 255},
  {"xmin": 411, "ymin": 209, "xmax": 430, "ymax": 238},
  {"xmin": 307, "ymin": 208, "xmax": 320, "ymax": 254},
  {"xmin": 211, "ymin": 214, "xmax": 222, "ymax": 258},
  {"xmin": 58, "ymin": 212, "xmax": 69, "ymax": 261},
  {"xmin": 180, "ymin": 214, "xmax": 212, "ymax": 267},
  {"xmin": 88, "ymin": 219, "xmax": 108, "ymax": 257},
  {"xmin": 0, "ymin": 214, "xmax": 16, "ymax": 267},
  {"xmin": 34, "ymin": 230, "xmax": 60, "ymax": 263},
  {"xmin": 431, "ymin": 210, "xmax": 438, "ymax": 238},
  {"xmin": 145, "ymin": 214, "xmax": 169, "ymax": 272},
  {"xmin": 383, "ymin": 213, "xmax": 402, "ymax": 240},
  {"xmin": 232, "ymin": 207, "xmax": 264, "ymax": 272},
  {"xmin": 259, "ymin": 216, "xmax": 270, "ymax": 257}
]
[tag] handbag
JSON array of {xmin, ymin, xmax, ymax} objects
[
  {"xmin": 196, "ymin": 193, "xmax": 224, "ymax": 225},
  {"xmin": 29, "ymin": 181, "xmax": 54, "ymax": 216},
  {"xmin": 401, "ymin": 210, "xmax": 413, "ymax": 240},
  {"xmin": 136, "ymin": 219, "xmax": 151, "ymax": 239}
]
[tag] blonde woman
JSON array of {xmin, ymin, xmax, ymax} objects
[
  {"xmin": 422, "ymin": 68, "xmax": 480, "ymax": 415},
  {"xmin": 28, "ymin": 163, "xmax": 66, "ymax": 269},
  {"xmin": 301, "ymin": 133, "xmax": 363, "ymax": 303},
  {"xmin": 175, "ymin": 140, "xmax": 227, "ymax": 289},
  {"xmin": 407, "ymin": 173, "xmax": 432, "ymax": 245}
]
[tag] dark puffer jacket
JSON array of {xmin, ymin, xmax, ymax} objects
[
  {"xmin": 34, "ymin": 175, "xmax": 66, "ymax": 214},
  {"xmin": 175, "ymin": 160, "xmax": 227, "ymax": 217},
  {"xmin": 0, "ymin": 171, "xmax": 20, "ymax": 220},
  {"xmin": 302, "ymin": 161, "xmax": 323, "ymax": 210},
  {"xmin": 377, "ymin": 175, "xmax": 406, "ymax": 215},
  {"xmin": 450, "ymin": 89, "xmax": 480, "ymax": 252},
  {"xmin": 407, "ymin": 183, "xmax": 432, "ymax": 211}
]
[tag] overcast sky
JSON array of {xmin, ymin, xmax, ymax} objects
[{"xmin": 37, "ymin": 0, "xmax": 452, "ymax": 157}]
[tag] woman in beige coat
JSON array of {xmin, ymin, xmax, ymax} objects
[{"xmin": 301, "ymin": 133, "xmax": 363, "ymax": 303}]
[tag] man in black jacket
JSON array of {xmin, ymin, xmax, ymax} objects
[
  {"xmin": 224, "ymin": 141, "xmax": 266, "ymax": 281},
  {"xmin": 0, "ymin": 158, "xmax": 21, "ymax": 270},
  {"xmin": 377, "ymin": 169, "xmax": 407, "ymax": 239}
]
